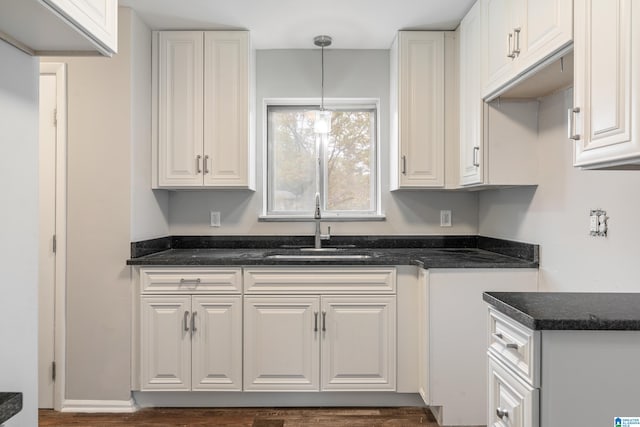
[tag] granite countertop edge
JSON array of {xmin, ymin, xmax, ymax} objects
[
  {"xmin": 483, "ymin": 291, "xmax": 640, "ymax": 331},
  {"xmin": 0, "ymin": 392, "xmax": 22, "ymax": 424},
  {"xmin": 126, "ymin": 235, "xmax": 539, "ymax": 269}
]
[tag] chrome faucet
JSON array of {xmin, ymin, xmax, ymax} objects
[{"xmin": 314, "ymin": 192, "xmax": 330, "ymax": 249}]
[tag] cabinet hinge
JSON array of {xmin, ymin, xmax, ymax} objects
[
  {"xmin": 52, "ymin": 361, "xmax": 56, "ymax": 381},
  {"xmin": 53, "ymin": 108, "xmax": 57, "ymax": 127},
  {"xmin": 52, "ymin": 234, "xmax": 57, "ymax": 253}
]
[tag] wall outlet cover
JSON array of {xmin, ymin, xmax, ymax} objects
[
  {"xmin": 210, "ymin": 211, "xmax": 221, "ymax": 227},
  {"xmin": 440, "ymin": 210, "xmax": 452, "ymax": 227}
]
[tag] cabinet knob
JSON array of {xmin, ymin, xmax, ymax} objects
[
  {"xmin": 204, "ymin": 155, "xmax": 210, "ymax": 174},
  {"xmin": 496, "ymin": 407, "xmax": 509, "ymax": 419},
  {"xmin": 401, "ymin": 155, "xmax": 407, "ymax": 175}
]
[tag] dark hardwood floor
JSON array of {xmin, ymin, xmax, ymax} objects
[{"xmin": 39, "ymin": 407, "xmax": 438, "ymax": 426}]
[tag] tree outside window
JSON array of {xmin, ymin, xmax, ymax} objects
[{"xmin": 266, "ymin": 103, "xmax": 379, "ymax": 218}]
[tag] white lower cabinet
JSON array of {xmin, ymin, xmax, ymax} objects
[
  {"xmin": 141, "ymin": 295, "xmax": 242, "ymax": 391},
  {"xmin": 243, "ymin": 267, "xmax": 397, "ymax": 392},
  {"xmin": 425, "ymin": 269, "xmax": 538, "ymax": 426},
  {"xmin": 138, "ymin": 267, "xmax": 243, "ymax": 391},
  {"xmin": 243, "ymin": 295, "xmax": 396, "ymax": 392}
]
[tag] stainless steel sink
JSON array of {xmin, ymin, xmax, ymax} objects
[{"xmin": 265, "ymin": 254, "xmax": 372, "ymax": 260}]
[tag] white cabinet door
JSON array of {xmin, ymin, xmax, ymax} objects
[
  {"xmin": 203, "ymin": 32, "xmax": 252, "ymax": 188},
  {"xmin": 459, "ymin": 1, "xmax": 484, "ymax": 186},
  {"xmin": 519, "ymin": 0, "xmax": 572, "ymax": 73},
  {"xmin": 156, "ymin": 32, "xmax": 204, "ymax": 187},
  {"xmin": 321, "ymin": 296, "xmax": 396, "ymax": 391},
  {"xmin": 191, "ymin": 296, "xmax": 242, "ymax": 391},
  {"xmin": 140, "ymin": 296, "xmax": 191, "ymax": 391},
  {"xmin": 482, "ymin": 0, "xmax": 572, "ymax": 99},
  {"xmin": 483, "ymin": 0, "xmax": 516, "ymax": 95},
  {"xmin": 42, "ymin": 0, "xmax": 118, "ymax": 54},
  {"xmin": 244, "ymin": 296, "xmax": 320, "ymax": 391},
  {"xmin": 488, "ymin": 354, "xmax": 539, "ymax": 427},
  {"xmin": 390, "ymin": 31, "xmax": 445, "ymax": 189},
  {"xmin": 573, "ymin": 0, "xmax": 640, "ymax": 168}
]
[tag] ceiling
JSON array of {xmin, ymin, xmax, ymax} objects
[{"xmin": 119, "ymin": 0, "xmax": 475, "ymax": 49}]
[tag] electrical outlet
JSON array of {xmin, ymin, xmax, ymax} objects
[
  {"xmin": 589, "ymin": 209, "xmax": 607, "ymax": 237},
  {"xmin": 210, "ymin": 211, "xmax": 221, "ymax": 227},
  {"xmin": 440, "ymin": 210, "xmax": 452, "ymax": 227}
]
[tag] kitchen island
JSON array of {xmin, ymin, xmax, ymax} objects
[{"xmin": 484, "ymin": 292, "xmax": 640, "ymax": 427}]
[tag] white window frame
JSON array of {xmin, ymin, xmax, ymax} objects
[{"xmin": 261, "ymin": 98, "xmax": 383, "ymax": 221}]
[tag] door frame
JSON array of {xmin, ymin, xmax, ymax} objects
[{"xmin": 39, "ymin": 62, "xmax": 67, "ymax": 411}]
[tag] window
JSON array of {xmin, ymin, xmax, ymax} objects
[{"xmin": 265, "ymin": 102, "xmax": 380, "ymax": 219}]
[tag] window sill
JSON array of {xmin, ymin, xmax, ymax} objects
[{"xmin": 258, "ymin": 214, "xmax": 386, "ymax": 222}]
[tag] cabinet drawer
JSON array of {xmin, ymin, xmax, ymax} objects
[
  {"xmin": 488, "ymin": 353, "xmax": 539, "ymax": 427},
  {"xmin": 243, "ymin": 267, "xmax": 396, "ymax": 294},
  {"xmin": 140, "ymin": 268, "xmax": 242, "ymax": 294},
  {"xmin": 488, "ymin": 308, "xmax": 540, "ymax": 386}
]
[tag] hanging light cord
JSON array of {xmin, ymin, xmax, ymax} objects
[{"xmin": 320, "ymin": 44, "xmax": 325, "ymax": 111}]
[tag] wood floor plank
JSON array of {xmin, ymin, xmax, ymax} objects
[{"xmin": 39, "ymin": 407, "xmax": 437, "ymax": 427}]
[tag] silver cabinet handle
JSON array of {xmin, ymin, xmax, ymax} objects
[
  {"xmin": 204, "ymin": 155, "xmax": 210, "ymax": 174},
  {"xmin": 496, "ymin": 408, "xmax": 509, "ymax": 419},
  {"xmin": 191, "ymin": 311, "xmax": 197, "ymax": 333},
  {"xmin": 507, "ymin": 33, "xmax": 515, "ymax": 58},
  {"xmin": 568, "ymin": 107, "xmax": 581, "ymax": 140},
  {"xmin": 322, "ymin": 311, "xmax": 327, "ymax": 332},
  {"xmin": 401, "ymin": 155, "xmax": 407, "ymax": 175},
  {"xmin": 493, "ymin": 332, "xmax": 518, "ymax": 349},
  {"xmin": 472, "ymin": 146, "xmax": 480, "ymax": 167},
  {"xmin": 314, "ymin": 311, "xmax": 318, "ymax": 332},
  {"xmin": 180, "ymin": 278, "xmax": 201, "ymax": 287},
  {"xmin": 513, "ymin": 27, "xmax": 521, "ymax": 56},
  {"xmin": 196, "ymin": 155, "xmax": 202, "ymax": 174},
  {"xmin": 183, "ymin": 311, "xmax": 190, "ymax": 332}
]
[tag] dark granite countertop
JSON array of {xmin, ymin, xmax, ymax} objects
[
  {"xmin": 0, "ymin": 392, "xmax": 22, "ymax": 424},
  {"xmin": 484, "ymin": 292, "xmax": 640, "ymax": 330},
  {"xmin": 127, "ymin": 235, "xmax": 538, "ymax": 268}
]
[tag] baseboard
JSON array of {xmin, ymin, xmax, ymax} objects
[
  {"xmin": 133, "ymin": 391, "xmax": 426, "ymax": 408},
  {"xmin": 60, "ymin": 399, "xmax": 138, "ymax": 413}
]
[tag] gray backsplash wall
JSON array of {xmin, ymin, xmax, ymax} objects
[{"xmin": 168, "ymin": 49, "xmax": 479, "ymax": 235}]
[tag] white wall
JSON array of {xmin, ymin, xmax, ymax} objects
[
  {"xmin": 479, "ymin": 88, "xmax": 640, "ymax": 292},
  {"xmin": 0, "ymin": 40, "xmax": 39, "ymax": 426},
  {"xmin": 168, "ymin": 49, "xmax": 478, "ymax": 235},
  {"xmin": 130, "ymin": 11, "xmax": 169, "ymax": 241},
  {"xmin": 42, "ymin": 8, "xmax": 157, "ymax": 401}
]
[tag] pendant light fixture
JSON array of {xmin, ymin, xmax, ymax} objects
[{"xmin": 313, "ymin": 35, "xmax": 332, "ymax": 134}]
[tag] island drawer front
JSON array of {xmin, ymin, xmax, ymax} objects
[
  {"xmin": 488, "ymin": 308, "xmax": 540, "ymax": 387},
  {"xmin": 243, "ymin": 267, "xmax": 396, "ymax": 294},
  {"xmin": 140, "ymin": 268, "xmax": 242, "ymax": 294},
  {"xmin": 488, "ymin": 353, "xmax": 539, "ymax": 427}
]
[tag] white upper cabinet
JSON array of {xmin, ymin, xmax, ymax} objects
[
  {"xmin": 0, "ymin": 0, "xmax": 117, "ymax": 56},
  {"xmin": 572, "ymin": 0, "xmax": 640, "ymax": 169},
  {"xmin": 459, "ymin": 1, "xmax": 484, "ymax": 185},
  {"xmin": 153, "ymin": 31, "xmax": 255, "ymax": 189},
  {"xmin": 459, "ymin": 2, "xmax": 539, "ymax": 188},
  {"xmin": 482, "ymin": 0, "xmax": 573, "ymax": 99},
  {"xmin": 390, "ymin": 31, "xmax": 445, "ymax": 189}
]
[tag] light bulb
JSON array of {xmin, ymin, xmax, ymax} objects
[{"xmin": 314, "ymin": 110, "xmax": 332, "ymax": 134}]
